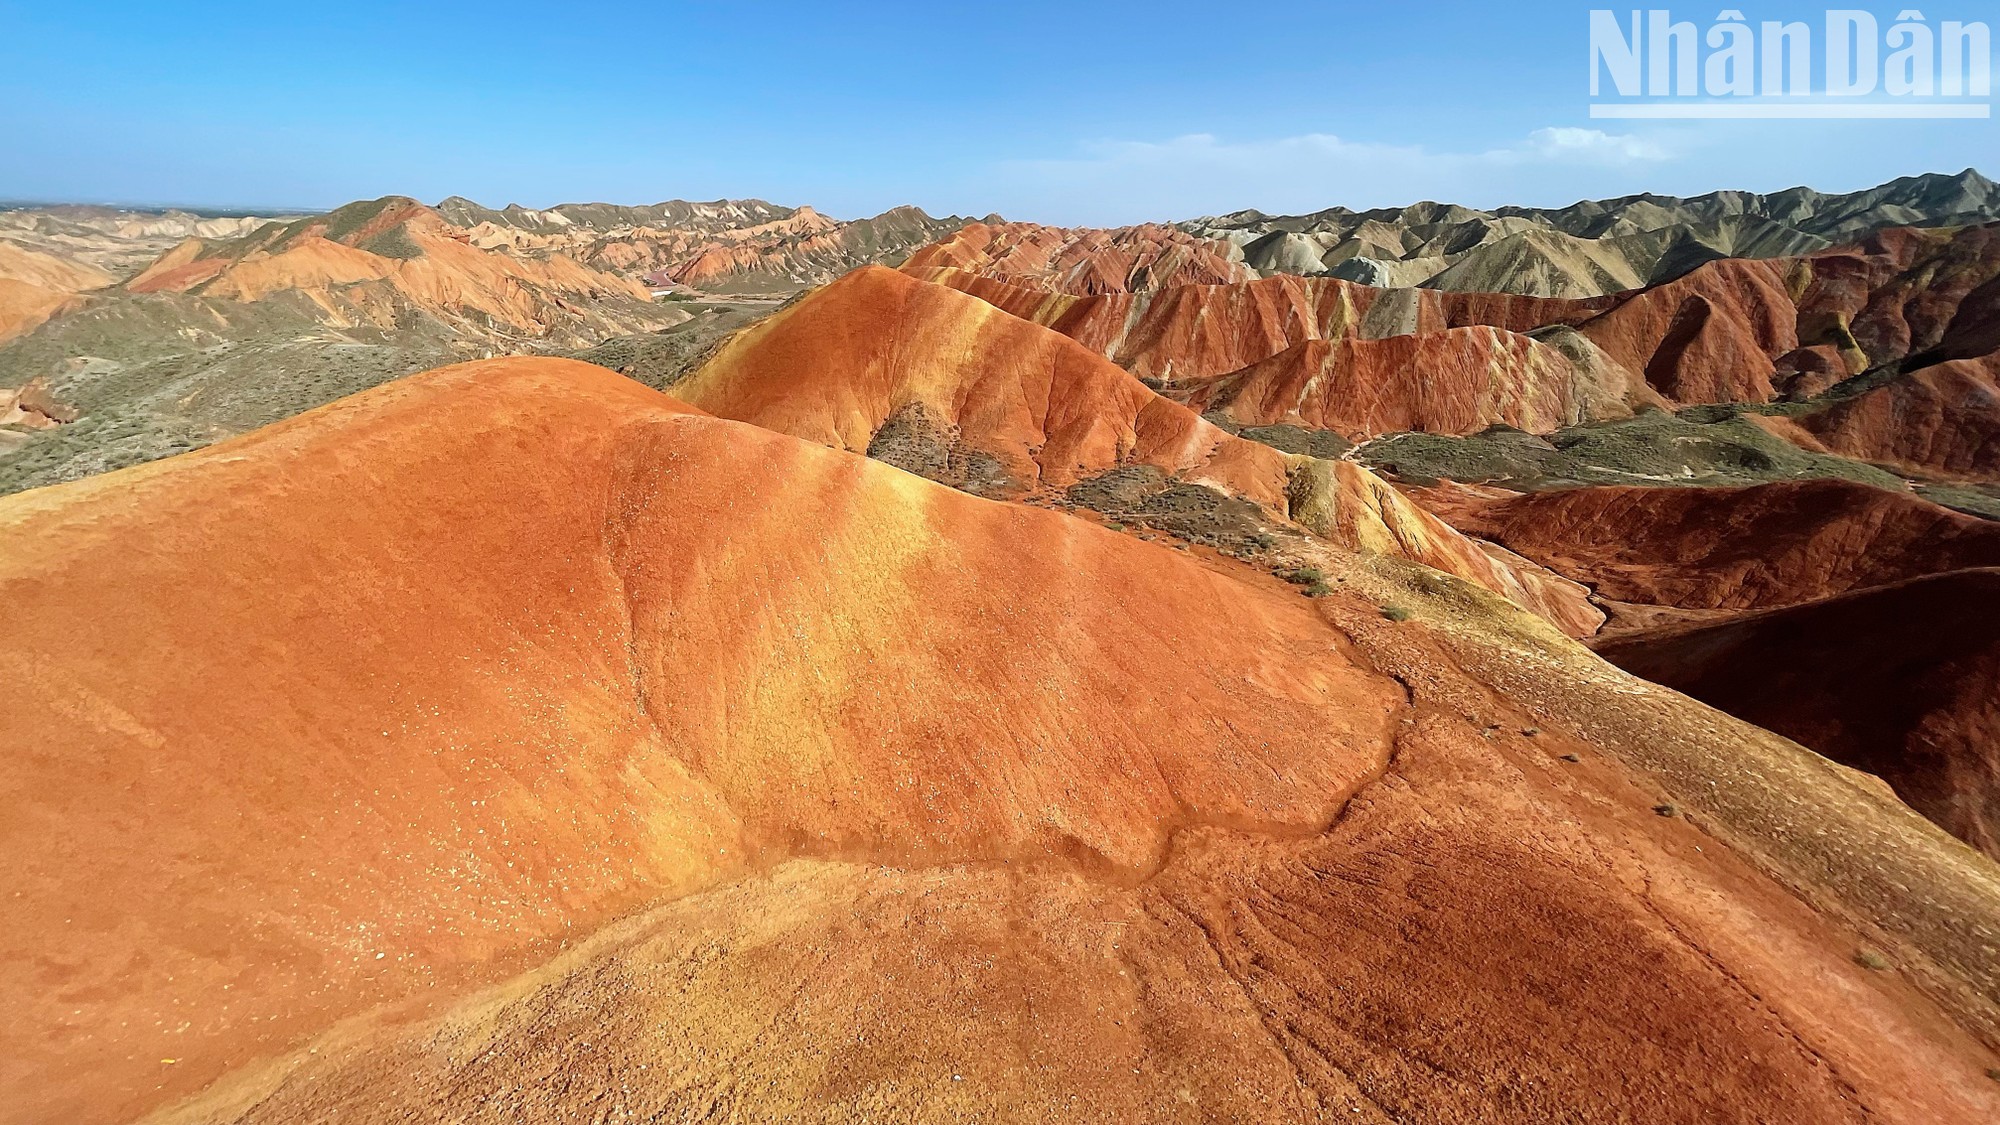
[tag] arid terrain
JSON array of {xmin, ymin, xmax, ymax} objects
[{"xmin": 5, "ymin": 169, "xmax": 2000, "ymax": 1124}]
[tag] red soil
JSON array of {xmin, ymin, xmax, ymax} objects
[
  {"xmin": 1430, "ymin": 478, "xmax": 2000, "ymax": 611},
  {"xmin": 909, "ymin": 222, "xmax": 2000, "ymax": 431},
  {"xmin": 1792, "ymin": 354, "xmax": 2000, "ymax": 479},
  {"xmin": 1573, "ymin": 258, "xmax": 1800, "ymax": 403},
  {"xmin": 677, "ymin": 266, "xmax": 1600, "ymax": 633},
  {"xmin": 1597, "ymin": 569, "xmax": 2000, "ymax": 858},
  {"xmin": 902, "ymin": 220, "xmax": 1256, "ymax": 294},
  {"xmin": 3, "ymin": 358, "xmax": 1995, "ymax": 1123},
  {"xmin": 0, "ymin": 357, "xmax": 1403, "ymax": 1122},
  {"xmin": 1179, "ymin": 328, "xmax": 1609, "ymax": 437}
]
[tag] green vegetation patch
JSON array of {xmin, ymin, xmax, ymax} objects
[{"xmin": 1358, "ymin": 409, "xmax": 1903, "ymax": 492}]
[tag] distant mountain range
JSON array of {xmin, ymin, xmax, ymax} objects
[
  {"xmin": 1181, "ymin": 168, "xmax": 2000, "ymax": 298},
  {"xmin": 3, "ymin": 169, "xmax": 1997, "ymax": 499},
  {"xmin": 435, "ymin": 196, "xmax": 982, "ymax": 294}
]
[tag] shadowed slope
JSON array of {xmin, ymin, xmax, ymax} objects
[
  {"xmin": 1430, "ymin": 479, "xmax": 2000, "ymax": 614},
  {"xmin": 1791, "ymin": 354, "xmax": 2000, "ymax": 479},
  {"xmin": 1597, "ymin": 570, "xmax": 2000, "ymax": 857}
]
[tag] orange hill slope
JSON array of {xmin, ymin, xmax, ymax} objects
[
  {"xmin": 1597, "ymin": 570, "xmax": 2000, "ymax": 859},
  {"xmin": 125, "ymin": 196, "xmax": 676, "ymax": 343},
  {"xmin": 0, "ymin": 356, "xmax": 1403, "ymax": 1122},
  {"xmin": 1787, "ymin": 352, "xmax": 2000, "ymax": 479},
  {"xmin": 673, "ymin": 265, "xmax": 1292, "ymax": 502},
  {"xmin": 902, "ymin": 220, "xmax": 1257, "ymax": 293},
  {"xmin": 1431, "ymin": 479, "xmax": 2000, "ymax": 617},
  {"xmin": 0, "ymin": 238, "xmax": 115, "ymax": 341},
  {"xmin": 5, "ymin": 357, "xmax": 1998, "ymax": 1124},
  {"xmin": 674, "ymin": 266, "xmax": 1600, "ymax": 634},
  {"xmin": 1178, "ymin": 328, "xmax": 1657, "ymax": 437}
]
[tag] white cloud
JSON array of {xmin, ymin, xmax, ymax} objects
[
  {"xmin": 1521, "ymin": 126, "xmax": 1670, "ymax": 163},
  {"xmin": 978, "ymin": 126, "xmax": 1683, "ymax": 224}
]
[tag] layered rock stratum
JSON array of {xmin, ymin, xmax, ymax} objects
[{"xmin": 913, "ymin": 221, "xmax": 2000, "ymax": 421}]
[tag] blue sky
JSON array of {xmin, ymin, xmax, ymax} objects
[{"xmin": 1, "ymin": 0, "xmax": 1993, "ymax": 222}]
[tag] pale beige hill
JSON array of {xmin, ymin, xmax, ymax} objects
[
  {"xmin": 0, "ymin": 240, "xmax": 114, "ymax": 342},
  {"xmin": 0, "ymin": 238, "xmax": 114, "ymax": 292},
  {"xmin": 0, "ymin": 206, "xmax": 299, "ymax": 279},
  {"xmin": 1180, "ymin": 169, "xmax": 1999, "ymax": 296},
  {"xmin": 1422, "ymin": 228, "xmax": 1650, "ymax": 297}
]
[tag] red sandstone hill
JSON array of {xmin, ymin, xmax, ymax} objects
[
  {"xmin": 1426, "ymin": 478, "xmax": 2000, "ymax": 620},
  {"xmin": 1786, "ymin": 352, "xmax": 2000, "ymax": 479},
  {"xmin": 4, "ymin": 357, "xmax": 1998, "ymax": 1124},
  {"xmin": 124, "ymin": 196, "xmax": 677, "ymax": 344},
  {"xmin": 674, "ymin": 266, "xmax": 1601, "ymax": 635},
  {"xmin": 1596, "ymin": 569, "xmax": 2000, "ymax": 859},
  {"xmin": 910, "ymin": 266, "xmax": 1610, "ymax": 385},
  {"xmin": 1177, "ymin": 328, "xmax": 1659, "ymax": 437},
  {"xmin": 902, "ymin": 220, "xmax": 1256, "ymax": 294},
  {"xmin": 908, "ymin": 222, "xmax": 2000, "ymax": 437},
  {"xmin": 673, "ymin": 265, "xmax": 1290, "ymax": 503}
]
